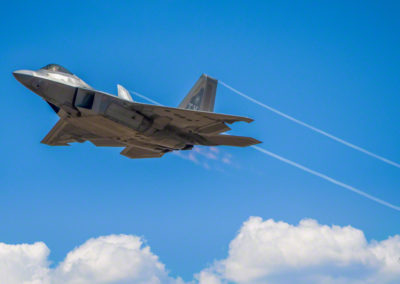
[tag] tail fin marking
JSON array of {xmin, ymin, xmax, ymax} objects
[{"xmin": 178, "ymin": 74, "xmax": 217, "ymax": 112}]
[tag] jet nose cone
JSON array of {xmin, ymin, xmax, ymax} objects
[{"xmin": 13, "ymin": 70, "xmax": 35, "ymax": 86}]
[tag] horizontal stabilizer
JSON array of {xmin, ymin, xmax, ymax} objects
[
  {"xmin": 120, "ymin": 146, "xmax": 164, "ymax": 159},
  {"xmin": 203, "ymin": 134, "xmax": 261, "ymax": 147},
  {"xmin": 197, "ymin": 122, "xmax": 231, "ymax": 135}
]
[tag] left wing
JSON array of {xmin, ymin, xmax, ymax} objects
[
  {"xmin": 41, "ymin": 119, "xmax": 85, "ymax": 146},
  {"xmin": 41, "ymin": 118, "xmax": 124, "ymax": 147}
]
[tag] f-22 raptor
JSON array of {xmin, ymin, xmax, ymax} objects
[{"xmin": 13, "ymin": 64, "xmax": 260, "ymax": 159}]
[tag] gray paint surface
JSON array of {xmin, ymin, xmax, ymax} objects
[{"xmin": 13, "ymin": 64, "xmax": 260, "ymax": 159}]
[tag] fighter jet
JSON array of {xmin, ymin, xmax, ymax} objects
[{"xmin": 13, "ymin": 64, "xmax": 261, "ymax": 159}]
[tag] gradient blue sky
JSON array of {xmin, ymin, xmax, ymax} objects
[{"xmin": 1, "ymin": 1, "xmax": 399, "ymax": 280}]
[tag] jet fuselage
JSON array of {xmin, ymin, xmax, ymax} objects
[{"xmin": 13, "ymin": 64, "xmax": 260, "ymax": 159}]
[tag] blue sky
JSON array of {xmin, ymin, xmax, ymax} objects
[{"xmin": 1, "ymin": 1, "xmax": 400, "ymax": 282}]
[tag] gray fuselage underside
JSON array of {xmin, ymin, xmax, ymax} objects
[{"xmin": 25, "ymin": 70, "xmax": 211, "ymax": 151}]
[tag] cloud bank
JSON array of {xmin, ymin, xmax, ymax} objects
[
  {"xmin": 197, "ymin": 217, "xmax": 400, "ymax": 284},
  {"xmin": 0, "ymin": 235, "xmax": 182, "ymax": 284},
  {"xmin": 1, "ymin": 218, "xmax": 400, "ymax": 284}
]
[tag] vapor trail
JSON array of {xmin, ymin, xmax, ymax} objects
[
  {"xmin": 252, "ymin": 145, "xmax": 400, "ymax": 211},
  {"xmin": 129, "ymin": 88, "xmax": 399, "ymax": 211},
  {"xmin": 130, "ymin": 90, "xmax": 163, "ymax": 106},
  {"xmin": 220, "ymin": 81, "xmax": 400, "ymax": 169}
]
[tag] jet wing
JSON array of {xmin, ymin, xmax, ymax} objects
[
  {"xmin": 41, "ymin": 119, "xmax": 124, "ymax": 147},
  {"xmin": 41, "ymin": 119, "xmax": 83, "ymax": 146},
  {"xmin": 126, "ymin": 102, "xmax": 253, "ymax": 135}
]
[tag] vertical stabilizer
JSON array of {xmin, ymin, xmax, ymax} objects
[
  {"xmin": 117, "ymin": 84, "xmax": 134, "ymax": 102},
  {"xmin": 178, "ymin": 74, "xmax": 217, "ymax": 112}
]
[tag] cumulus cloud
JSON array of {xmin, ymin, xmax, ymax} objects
[
  {"xmin": 196, "ymin": 217, "xmax": 400, "ymax": 284},
  {"xmin": 52, "ymin": 235, "xmax": 183, "ymax": 284},
  {"xmin": 0, "ymin": 242, "xmax": 50, "ymax": 284},
  {"xmin": 0, "ymin": 235, "xmax": 182, "ymax": 284},
  {"xmin": 1, "ymin": 219, "xmax": 400, "ymax": 284}
]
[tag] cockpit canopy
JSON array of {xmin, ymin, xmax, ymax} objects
[{"xmin": 40, "ymin": 64, "xmax": 73, "ymax": 75}]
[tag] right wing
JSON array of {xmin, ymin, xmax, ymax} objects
[{"xmin": 126, "ymin": 102, "xmax": 253, "ymax": 135}]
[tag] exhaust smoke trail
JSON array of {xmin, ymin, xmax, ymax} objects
[
  {"xmin": 129, "ymin": 88, "xmax": 399, "ymax": 211},
  {"xmin": 130, "ymin": 90, "xmax": 163, "ymax": 106},
  {"xmin": 220, "ymin": 81, "xmax": 400, "ymax": 169},
  {"xmin": 252, "ymin": 145, "xmax": 400, "ymax": 211}
]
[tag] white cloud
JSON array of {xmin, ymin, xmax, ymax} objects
[
  {"xmin": 1, "ymin": 219, "xmax": 400, "ymax": 284},
  {"xmin": 0, "ymin": 242, "xmax": 50, "ymax": 284},
  {"xmin": 0, "ymin": 235, "xmax": 182, "ymax": 284},
  {"xmin": 52, "ymin": 234, "xmax": 183, "ymax": 284},
  {"xmin": 196, "ymin": 217, "xmax": 400, "ymax": 284}
]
